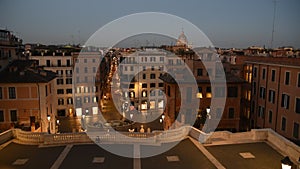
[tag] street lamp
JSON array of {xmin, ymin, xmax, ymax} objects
[
  {"xmin": 56, "ymin": 119, "xmax": 60, "ymax": 133},
  {"xmin": 281, "ymin": 156, "xmax": 293, "ymax": 169},
  {"xmin": 206, "ymin": 107, "xmax": 211, "ymax": 132}
]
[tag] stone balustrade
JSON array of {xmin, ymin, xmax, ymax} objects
[
  {"xmin": 0, "ymin": 129, "xmax": 14, "ymax": 145},
  {"xmin": 1, "ymin": 127, "xmax": 299, "ymax": 164}
]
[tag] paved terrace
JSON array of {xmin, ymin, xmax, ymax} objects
[{"xmin": 0, "ymin": 127, "xmax": 299, "ymax": 169}]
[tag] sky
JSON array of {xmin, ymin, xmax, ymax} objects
[{"xmin": 0, "ymin": 0, "xmax": 300, "ymax": 48}]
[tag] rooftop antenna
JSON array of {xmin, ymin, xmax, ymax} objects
[{"xmin": 271, "ymin": 0, "xmax": 277, "ymax": 49}]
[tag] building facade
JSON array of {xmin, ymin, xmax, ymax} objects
[
  {"xmin": 0, "ymin": 29, "xmax": 23, "ymax": 72},
  {"xmin": 246, "ymin": 59, "xmax": 300, "ymax": 141},
  {"xmin": 119, "ymin": 48, "xmax": 166, "ymax": 114},
  {"xmin": 161, "ymin": 47, "xmax": 245, "ymax": 132},
  {"xmin": 30, "ymin": 52, "xmax": 74, "ymax": 117},
  {"xmin": 0, "ymin": 60, "xmax": 56, "ymax": 133}
]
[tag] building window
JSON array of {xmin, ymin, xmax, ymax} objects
[
  {"xmin": 0, "ymin": 110, "xmax": 4, "ymax": 122},
  {"xmin": 84, "ymin": 67, "xmax": 88, "ymax": 73},
  {"xmin": 66, "ymin": 89, "xmax": 72, "ymax": 94},
  {"xmin": 56, "ymin": 70, "xmax": 63, "ymax": 76},
  {"xmin": 268, "ymin": 90, "xmax": 275, "ymax": 104},
  {"xmin": 8, "ymin": 87, "xmax": 16, "ymax": 99},
  {"xmin": 285, "ymin": 72, "xmax": 290, "ymax": 85},
  {"xmin": 84, "ymin": 59, "xmax": 87, "ymax": 63},
  {"xmin": 206, "ymin": 87, "xmax": 212, "ymax": 98},
  {"xmin": 253, "ymin": 67, "xmax": 257, "ymax": 78},
  {"xmin": 66, "ymin": 78, "xmax": 72, "ymax": 84},
  {"xmin": 66, "ymin": 70, "xmax": 72, "ymax": 76},
  {"xmin": 142, "ymin": 83, "xmax": 147, "ymax": 88},
  {"xmin": 129, "ymin": 91, "xmax": 135, "ymax": 98},
  {"xmin": 158, "ymin": 90, "xmax": 164, "ymax": 96},
  {"xmin": 271, "ymin": 70, "xmax": 276, "ymax": 82},
  {"xmin": 215, "ymin": 87, "xmax": 225, "ymax": 98},
  {"xmin": 67, "ymin": 59, "xmax": 71, "ymax": 66},
  {"xmin": 167, "ymin": 86, "xmax": 171, "ymax": 96},
  {"xmin": 57, "ymin": 60, "xmax": 61, "ymax": 66},
  {"xmin": 259, "ymin": 87, "xmax": 265, "ymax": 99},
  {"xmin": 159, "ymin": 83, "xmax": 164, "ymax": 87},
  {"xmin": 150, "ymin": 83, "xmax": 156, "ymax": 88},
  {"xmin": 0, "ymin": 87, "xmax": 2, "ymax": 99},
  {"xmin": 92, "ymin": 86, "xmax": 98, "ymax": 92},
  {"xmin": 293, "ymin": 123, "xmax": 299, "ymax": 139},
  {"xmin": 45, "ymin": 85, "xmax": 48, "ymax": 97},
  {"xmin": 57, "ymin": 89, "xmax": 64, "ymax": 94},
  {"xmin": 76, "ymin": 67, "xmax": 79, "ymax": 73},
  {"xmin": 142, "ymin": 74, "xmax": 146, "ymax": 79},
  {"xmin": 281, "ymin": 117, "xmax": 286, "ymax": 131},
  {"xmin": 258, "ymin": 106, "xmax": 265, "ymax": 118},
  {"xmin": 197, "ymin": 69, "xmax": 203, "ymax": 76},
  {"xmin": 130, "ymin": 66, "xmax": 134, "ymax": 71},
  {"xmin": 10, "ymin": 110, "xmax": 17, "ymax": 122},
  {"xmin": 58, "ymin": 98, "xmax": 64, "ymax": 105},
  {"xmin": 228, "ymin": 108, "xmax": 234, "ymax": 119},
  {"xmin": 262, "ymin": 68, "xmax": 266, "ymax": 80},
  {"xmin": 67, "ymin": 97, "xmax": 73, "ymax": 104},
  {"xmin": 196, "ymin": 87, "xmax": 203, "ymax": 99},
  {"xmin": 150, "ymin": 90, "xmax": 155, "ymax": 96},
  {"xmin": 160, "ymin": 57, "xmax": 164, "ymax": 62},
  {"xmin": 129, "ymin": 84, "xmax": 134, "ymax": 89},
  {"xmin": 57, "ymin": 79, "xmax": 64, "ymax": 85},
  {"xmin": 84, "ymin": 96, "xmax": 90, "ymax": 103},
  {"xmin": 84, "ymin": 87, "xmax": 89, "ymax": 93},
  {"xmin": 228, "ymin": 86, "xmax": 238, "ymax": 97},
  {"xmin": 158, "ymin": 100, "xmax": 164, "ymax": 109},
  {"xmin": 93, "ymin": 96, "xmax": 98, "ymax": 103},
  {"xmin": 46, "ymin": 60, "xmax": 51, "ymax": 67},
  {"xmin": 268, "ymin": 110, "xmax": 272, "ymax": 123},
  {"xmin": 93, "ymin": 67, "xmax": 96, "ymax": 73},
  {"xmin": 281, "ymin": 94, "xmax": 290, "ymax": 109},
  {"xmin": 92, "ymin": 59, "xmax": 96, "ymax": 63},
  {"xmin": 76, "ymin": 97, "xmax": 82, "ymax": 107},
  {"xmin": 142, "ymin": 90, "xmax": 147, "ymax": 97},
  {"xmin": 150, "ymin": 74, "xmax": 156, "ymax": 79},
  {"xmin": 296, "ymin": 98, "xmax": 300, "ymax": 114}
]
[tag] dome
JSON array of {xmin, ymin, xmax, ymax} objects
[{"xmin": 176, "ymin": 31, "xmax": 188, "ymax": 46}]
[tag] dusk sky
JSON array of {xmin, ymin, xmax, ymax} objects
[{"xmin": 1, "ymin": 0, "xmax": 300, "ymax": 48}]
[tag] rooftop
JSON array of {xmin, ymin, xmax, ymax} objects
[{"xmin": 0, "ymin": 60, "xmax": 56, "ymax": 83}]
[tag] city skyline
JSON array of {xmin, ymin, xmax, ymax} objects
[{"xmin": 1, "ymin": 0, "xmax": 300, "ymax": 48}]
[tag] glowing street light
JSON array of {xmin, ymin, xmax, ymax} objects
[{"xmin": 281, "ymin": 156, "xmax": 293, "ymax": 169}]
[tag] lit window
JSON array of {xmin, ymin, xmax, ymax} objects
[
  {"xmin": 142, "ymin": 90, "xmax": 147, "ymax": 97},
  {"xmin": 206, "ymin": 87, "xmax": 211, "ymax": 98},
  {"xmin": 150, "ymin": 101, "xmax": 155, "ymax": 109},
  {"xmin": 130, "ymin": 91, "xmax": 135, "ymax": 98}
]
